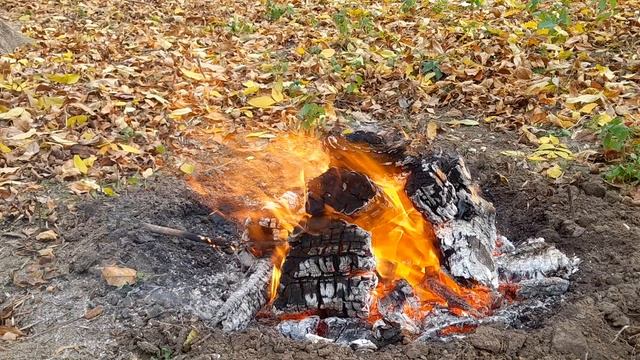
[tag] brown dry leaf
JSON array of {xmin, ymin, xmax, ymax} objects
[
  {"xmin": 102, "ymin": 266, "xmax": 137, "ymax": 287},
  {"xmin": 0, "ymin": 326, "xmax": 24, "ymax": 340},
  {"xmin": 84, "ymin": 305, "xmax": 104, "ymax": 320},
  {"xmin": 36, "ymin": 229, "xmax": 58, "ymax": 241}
]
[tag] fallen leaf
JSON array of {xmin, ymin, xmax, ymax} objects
[
  {"xmin": 0, "ymin": 107, "xmax": 28, "ymax": 120},
  {"xmin": 447, "ymin": 119, "xmax": 479, "ymax": 126},
  {"xmin": 68, "ymin": 179, "xmax": 101, "ymax": 194},
  {"xmin": 0, "ymin": 142, "xmax": 11, "ymax": 153},
  {"xmin": 271, "ymin": 81, "xmax": 284, "ymax": 102},
  {"xmin": 320, "ymin": 48, "xmax": 335, "ymax": 58},
  {"xmin": 180, "ymin": 162, "xmax": 195, "ymax": 174},
  {"xmin": 0, "ymin": 326, "xmax": 24, "ymax": 340},
  {"xmin": 36, "ymin": 229, "xmax": 58, "ymax": 241},
  {"xmin": 248, "ymin": 96, "xmax": 276, "ymax": 108},
  {"xmin": 141, "ymin": 168, "xmax": 153, "ymax": 178},
  {"xmin": 169, "ymin": 107, "xmax": 192, "ymax": 118},
  {"xmin": 66, "ymin": 114, "xmax": 88, "ymax": 128},
  {"xmin": 578, "ymin": 103, "xmax": 598, "ymax": 114},
  {"xmin": 73, "ymin": 155, "xmax": 88, "ymax": 174},
  {"xmin": 0, "ymin": 166, "xmax": 19, "ymax": 174},
  {"xmin": 546, "ymin": 164, "xmax": 563, "ymax": 179},
  {"xmin": 180, "ymin": 68, "xmax": 205, "ymax": 81},
  {"xmin": 426, "ymin": 121, "xmax": 438, "ymax": 140},
  {"xmin": 119, "ymin": 144, "xmax": 143, "ymax": 154},
  {"xmin": 566, "ymin": 93, "xmax": 602, "ymax": 104},
  {"xmin": 47, "ymin": 73, "xmax": 81, "ymax": 84},
  {"xmin": 102, "ymin": 266, "xmax": 137, "ymax": 287},
  {"xmin": 84, "ymin": 305, "xmax": 104, "ymax": 320}
]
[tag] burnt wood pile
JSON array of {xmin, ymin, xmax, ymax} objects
[{"xmin": 210, "ymin": 123, "xmax": 579, "ymax": 337}]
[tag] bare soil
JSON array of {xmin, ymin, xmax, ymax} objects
[{"xmin": 1, "ymin": 124, "xmax": 639, "ymax": 359}]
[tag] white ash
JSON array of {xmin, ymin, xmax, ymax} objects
[{"xmin": 495, "ymin": 238, "xmax": 580, "ymax": 281}]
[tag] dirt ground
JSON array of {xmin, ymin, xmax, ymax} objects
[{"xmin": 1, "ymin": 124, "xmax": 639, "ymax": 360}]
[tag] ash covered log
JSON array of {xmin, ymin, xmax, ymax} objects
[
  {"xmin": 495, "ymin": 238, "xmax": 579, "ymax": 282},
  {"xmin": 273, "ymin": 219, "xmax": 378, "ymax": 318},
  {"xmin": 405, "ymin": 155, "xmax": 498, "ymax": 288},
  {"xmin": 377, "ymin": 280, "xmax": 420, "ymax": 335},
  {"xmin": 213, "ymin": 258, "xmax": 272, "ymax": 331},
  {"xmin": 306, "ymin": 167, "xmax": 377, "ymax": 216}
]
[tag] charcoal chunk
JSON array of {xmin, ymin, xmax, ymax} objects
[
  {"xmin": 274, "ymin": 220, "xmax": 378, "ymax": 318},
  {"xmin": 306, "ymin": 168, "xmax": 377, "ymax": 216}
]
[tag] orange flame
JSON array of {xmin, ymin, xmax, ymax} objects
[{"xmin": 187, "ymin": 131, "xmax": 492, "ymax": 315}]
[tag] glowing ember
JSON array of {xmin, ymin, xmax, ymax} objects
[{"xmin": 188, "ymin": 131, "xmax": 493, "ymax": 319}]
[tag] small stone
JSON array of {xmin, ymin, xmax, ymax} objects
[
  {"xmin": 137, "ymin": 341, "xmax": 160, "ymax": 354},
  {"xmin": 581, "ymin": 181, "xmax": 606, "ymax": 198},
  {"xmin": 145, "ymin": 304, "xmax": 164, "ymax": 319},
  {"xmin": 468, "ymin": 326, "xmax": 503, "ymax": 353},
  {"xmin": 558, "ymin": 220, "xmax": 586, "ymax": 238},
  {"xmin": 605, "ymin": 191, "xmax": 623, "ymax": 203},
  {"xmin": 551, "ymin": 323, "xmax": 588, "ymax": 357}
]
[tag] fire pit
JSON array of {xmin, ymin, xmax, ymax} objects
[{"xmin": 187, "ymin": 126, "xmax": 579, "ymax": 350}]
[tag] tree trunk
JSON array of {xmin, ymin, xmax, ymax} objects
[{"xmin": 0, "ymin": 18, "xmax": 30, "ymax": 54}]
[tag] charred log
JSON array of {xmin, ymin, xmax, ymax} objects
[
  {"xmin": 377, "ymin": 280, "xmax": 420, "ymax": 335},
  {"xmin": 495, "ymin": 238, "xmax": 579, "ymax": 282},
  {"xmin": 405, "ymin": 155, "xmax": 498, "ymax": 288},
  {"xmin": 306, "ymin": 167, "xmax": 377, "ymax": 217},
  {"xmin": 273, "ymin": 219, "xmax": 378, "ymax": 318},
  {"xmin": 213, "ymin": 258, "xmax": 272, "ymax": 331},
  {"xmin": 326, "ymin": 120, "xmax": 407, "ymax": 160}
]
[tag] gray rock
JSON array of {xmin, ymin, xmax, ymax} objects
[
  {"xmin": 136, "ymin": 341, "xmax": 160, "ymax": 354},
  {"xmin": 558, "ymin": 220, "xmax": 586, "ymax": 238},
  {"xmin": 468, "ymin": 326, "xmax": 503, "ymax": 353}
]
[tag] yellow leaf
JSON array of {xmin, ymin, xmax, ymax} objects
[
  {"xmin": 169, "ymin": 107, "xmax": 192, "ymax": 118},
  {"xmin": 119, "ymin": 144, "xmax": 143, "ymax": 154},
  {"xmin": 426, "ymin": 121, "xmax": 438, "ymax": 141},
  {"xmin": 242, "ymin": 80, "xmax": 260, "ymax": 95},
  {"xmin": 380, "ymin": 49, "xmax": 395, "ymax": 58},
  {"xmin": 180, "ymin": 163, "xmax": 195, "ymax": 175},
  {"xmin": 578, "ymin": 103, "xmax": 598, "ymax": 114},
  {"xmin": 523, "ymin": 20, "xmax": 538, "ymax": 30},
  {"xmin": 546, "ymin": 165, "xmax": 563, "ymax": 179},
  {"xmin": 248, "ymin": 96, "xmax": 276, "ymax": 108},
  {"xmin": 47, "ymin": 73, "xmax": 80, "ymax": 84},
  {"xmin": 66, "ymin": 114, "xmax": 88, "ymax": 128},
  {"xmin": 102, "ymin": 187, "xmax": 116, "ymax": 197},
  {"xmin": 102, "ymin": 266, "xmax": 137, "ymax": 287},
  {"xmin": 566, "ymin": 93, "xmax": 601, "ymax": 104},
  {"xmin": 271, "ymin": 81, "xmax": 284, "ymax": 102},
  {"xmin": 320, "ymin": 48, "xmax": 336, "ymax": 58},
  {"xmin": 595, "ymin": 113, "xmax": 613, "ymax": 126},
  {"xmin": 246, "ymin": 131, "xmax": 276, "ymax": 139},
  {"xmin": 180, "ymin": 68, "xmax": 205, "ymax": 81},
  {"xmin": 0, "ymin": 107, "xmax": 27, "ymax": 120},
  {"xmin": 0, "ymin": 142, "xmax": 11, "ymax": 153},
  {"xmin": 295, "ymin": 46, "xmax": 306, "ymax": 56},
  {"xmin": 73, "ymin": 155, "xmax": 88, "ymax": 174}
]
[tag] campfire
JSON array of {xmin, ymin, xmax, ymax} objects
[{"xmin": 186, "ymin": 125, "xmax": 579, "ymax": 349}]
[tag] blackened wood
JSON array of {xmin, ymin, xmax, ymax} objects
[
  {"xmin": 495, "ymin": 238, "xmax": 579, "ymax": 282},
  {"xmin": 273, "ymin": 219, "xmax": 378, "ymax": 318},
  {"xmin": 142, "ymin": 223, "xmax": 234, "ymax": 252},
  {"xmin": 306, "ymin": 167, "xmax": 377, "ymax": 216},
  {"xmin": 405, "ymin": 155, "xmax": 499, "ymax": 288}
]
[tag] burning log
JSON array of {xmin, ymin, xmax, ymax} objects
[
  {"xmin": 377, "ymin": 280, "xmax": 420, "ymax": 335},
  {"xmin": 306, "ymin": 167, "xmax": 377, "ymax": 217},
  {"xmin": 213, "ymin": 258, "xmax": 273, "ymax": 331},
  {"xmin": 405, "ymin": 155, "xmax": 499, "ymax": 288},
  {"xmin": 273, "ymin": 219, "xmax": 378, "ymax": 318}
]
